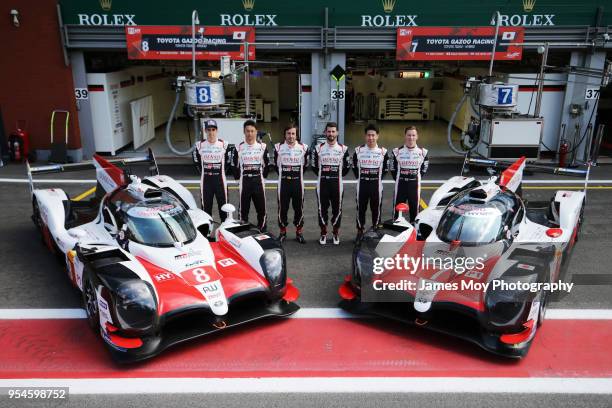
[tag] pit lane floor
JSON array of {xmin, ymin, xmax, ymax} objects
[{"xmin": 0, "ymin": 161, "xmax": 611, "ymax": 407}]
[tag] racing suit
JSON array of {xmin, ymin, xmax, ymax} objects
[
  {"xmin": 312, "ymin": 142, "xmax": 350, "ymax": 234},
  {"xmin": 273, "ymin": 142, "xmax": 309, "ymax": 232},
  {"xmin": 193, "ymin": 139, "xmax": 230, "ymax": 221},
  {"xmin": 353, "ymin": 144, "xmax": 388, "ymax": 231},
  {"xmin": 232, "ymin": 141, "xmax": 270, "ymax": 231},
  {"xmin": 390, "ymin": 145, "xmax": 429, "ymax": 222}
]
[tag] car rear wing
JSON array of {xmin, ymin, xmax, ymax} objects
[
  {"xmin": 26, "ymin": 148, "xmax": 159, "ymax": 196},
  {"xmin": 462, "ymin": 156, "xmax": 591, "ymax": 193}
]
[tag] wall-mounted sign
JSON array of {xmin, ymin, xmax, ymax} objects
[
  {"xmin": 585, "ymin": 87, "xmax": 600, "ymax": 100},
  {"xmin": 74, "ymin": 88, "xmax": 89, "ymax": 100},
  {"xmin": 396, "ymin": 27, "xmax": 524, "ymax": 61},
  {"xmin": 330, "ymin": 88, "xmax": 345, "ymax": 100},
  {"xmin": 125, "ymin": 26, "xmax": 255, "ymax": 60},
  {"xmin": 60, "ymin": 0, "xmax": 612, "ymax": 28}
]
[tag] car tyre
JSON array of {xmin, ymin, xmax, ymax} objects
[{"xmin": 82, "ymin": 270, "xmax": 100, "ymax": 332}]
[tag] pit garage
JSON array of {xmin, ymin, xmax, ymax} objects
[
  {"xmin": 4, "ymin": 0, "xmax": 606, "ymax": 166},
  {"xmin": 80, "ymin": 50, "xmax": 308, "ymax": 158}
]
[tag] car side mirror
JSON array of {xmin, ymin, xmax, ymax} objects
[
  {"xmin": 105, "ymin": 224, "xmax": 118, "ymax": 236},
  {"xmin": 118, "ymin": 224, "xmax": 128, "ymax": 240},
  {"xmin": 117, "ymin": 224, "xmax": 129, "ymax": 250},
  {"xmin": 221, "ymin": 203, "xmax": 236, "ymax": 224},
  {"xmin": 503, "ymin": 225, "xmax": 514, "ymax": 241}
]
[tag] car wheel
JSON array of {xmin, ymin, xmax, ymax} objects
[
  {"xmin": 32, "ymin": 199, "xmax": 43, "ymax": 232},
  {"xmin": 82, "ymin": 271, "xmax": 100, "ymax": 332}
]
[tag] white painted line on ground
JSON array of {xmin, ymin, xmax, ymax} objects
[
  {"xmin": 0, "ymin": 309, "xmax": 87, "ymax": 319},
  {"xmin": 546, "ymin": 309, "xmax": 612, "ymax": 320},
  {"xmin": 291, "ymin": 308, "xmax": 359, "ymax": 319},
  {"xmin": 0, "ymin": 178, "xmax": 97, "ymax": 184},
  {"xmin": 1, "ymin": 308, "xmax": 612, "ymax": 320},
  {"xmin": 0, "ymin": 377, "xmax": 610, "ymax": 394},
  {"xmin": 2, "ymin": 178, "xmax": 612, "ymax": 185}
]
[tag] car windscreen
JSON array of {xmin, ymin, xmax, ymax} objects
[
  {"xmin": 437, "ymin": 203, "xmax": 504, "ymax": 245},
  {"xmin": 125, "ymin": 202, "xmax": 196, "ymax": 247}
]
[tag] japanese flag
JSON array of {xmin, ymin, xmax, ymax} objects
[{"xmin": 502, "ymin": 31, "xmax": 516, "ymax": 40}]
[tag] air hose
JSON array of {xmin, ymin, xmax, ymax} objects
[
  {"xmin": 447, "ymin": 93, "xmax": 482, "ymax": 155},
  {"xmin": 166, "ymin": 91, "xmax": 196, "ymax": 156}
]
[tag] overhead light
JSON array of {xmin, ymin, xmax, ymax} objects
[
  {"xmin": 399, "ymin": 71, "xmax": 432, "ymax": 79},
  {"xmin": 207, "ymin": 71, "xmax": 222, "ymax": 78}
]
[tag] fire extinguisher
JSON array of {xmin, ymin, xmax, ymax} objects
[
  {"xmin": 8, "ymin": 121, "xmax": 31, "ymax": 163},
  {"xmin": 558, "ymin": 139, "xmax": 570, "ymax": 168}
]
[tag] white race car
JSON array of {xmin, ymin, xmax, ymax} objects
[
  {"xmin": 28, "ymin": 151, "xmax": 299, "ymax": 362},
  {"xmin": 340, "ymin": 156, "xmax": 588, "ymax": 357}
]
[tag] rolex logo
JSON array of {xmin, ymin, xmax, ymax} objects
[
  {"xmin": 99, "ymin": 0, "xmax": 112, "ymax": 11},
  {"xmin": 242, "ymin": 0, "xmax": 255, "ymax": 11},
  {"xmin": 523, "ymin": 0, "xmax": 535, "ymax": 12},
  {"xmin": 382, "ymin": 0, "xmax": 396, "ymax": 13}
]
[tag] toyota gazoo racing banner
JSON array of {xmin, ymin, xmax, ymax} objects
[
  {"xmin": 396, "ymin": 27, "xmax": 524, "ymax": 61},
  {"xmin": 125, "ymin": 26, "xmax": 255, "ymax": 60}
]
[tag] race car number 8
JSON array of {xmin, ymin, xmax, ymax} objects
[
  {"xmin": 192, "ymin": 268, "xmax": 210, "ymax": 283},
  {"xmin": 180, "ymin": 266, "xmax": 222, "ymax": 286}
]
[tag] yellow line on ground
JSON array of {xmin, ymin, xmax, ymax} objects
[
  {"xmin": 72, "ymin": 186, "xmax": 96, "ymax": 201},
  {"xmin": 420, "ymin": 198, "xmax": 428, "ymax": 209}
]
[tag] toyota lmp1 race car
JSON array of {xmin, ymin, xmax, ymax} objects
[
  {"xmin": 339, "ymin": 156, "xmax": 588, "ymax": 358},
  {"xmin": 27, "ymin": 151, "xmax": 299, "ymax": 362}
]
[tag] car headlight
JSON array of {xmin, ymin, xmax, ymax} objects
[
  {"xmin": 486, "ymin": 273, "xmax": 538, "ymax": 326},
  {"xmin": 115, "ymin": 280, "xmax": 157, "ymax": 332},
  {"xmin": 260, "ymin": 250, "xmax": 286, "ymax": 290}
]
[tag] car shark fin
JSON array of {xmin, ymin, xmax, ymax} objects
[
  {"xmin": 93, "ymin": 154, "xmax": 127, "ymax": 194},
  {"xmin": 499, "ymin": 156, "xmax": 526, "ymax": 192}
]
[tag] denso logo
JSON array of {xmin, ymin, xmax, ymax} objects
[
  {"xmin": 359, "ymin": 158, "xmax": 382, "ymax": 166},
  {"xmin": 201, "ymin": 153, "xmax": 223, "ymax": 161},
  {"xmin": 242, "ymin": 153, "xmax": 262, "ymax": 164},
  {"xmin": 400, "ymin": 160, "xmax": 420, "ymax": 167},
  {"xmin": 281, "ymin": 155, "xmax": 303, "ymax": 164},
  {"xmin": 320, "ymin": 156, "xmax": 340, "ymax": 165}
]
